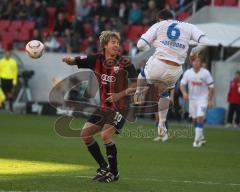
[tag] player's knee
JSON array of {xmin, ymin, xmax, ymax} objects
[
  {"xmin": 80, "ymin": 130, "xmax": 92, "ymax": 144},
  {"xmin": 101, "ymin": 131, "xmax": 112, "ymax": 143}
]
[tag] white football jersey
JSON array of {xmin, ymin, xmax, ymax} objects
[
  {"xmin": 140, "ymin": 20, "xmax": 205, "ymax": 65},
  {"xmin": 180, "ymin": 68, "xmax": 214, "ymax": 100}
]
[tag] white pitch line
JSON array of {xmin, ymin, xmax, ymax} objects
[{"xmin": 40, "ymin": 174, "xmax": 240, "ymax": 187}]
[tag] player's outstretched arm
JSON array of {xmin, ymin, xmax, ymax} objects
[{"xmin": 62, "ymin": 57, "xmax": 76, "ymax": 65}]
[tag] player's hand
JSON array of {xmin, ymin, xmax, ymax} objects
[
  {"xmin": 183, "ymin": 93, "xmax": 189, "ymax": 100},
  {"xmin": 62, "ymin": 57, "xmax": 75, "ymax": 65},
  {"xmin": 106, "ymin": 93, "xmax": 121, "ymax": 103},
  {"xmin": 208, "ymin": 99, "xmax": 214, "ymax": 108}
]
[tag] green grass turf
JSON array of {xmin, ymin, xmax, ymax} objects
[{"xmin": 0, "ymin": 113, "xmax": 240, "ymax": 192}]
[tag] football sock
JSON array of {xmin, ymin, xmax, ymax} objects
[
  {"xmin": 195, "ymin": 123, "xmax": 203, "ymax": 141},
  {"xmin": 87, "ymin": 140, "xmax": 108, "ymax": 168},
  {"xmin": 158, "ymin": 97, "xmax": 170, "ymax": 126},
  {"xmin": 105, "ymin": 142, "xmax": 118, "ymax": 175}
]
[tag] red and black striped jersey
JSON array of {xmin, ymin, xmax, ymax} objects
[{"xmin": 75, "ymin": 53, "xmax": 137, "ymax": 111}]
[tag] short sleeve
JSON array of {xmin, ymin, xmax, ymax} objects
[
  {"xmin": 75, "ymin": 54, "xmax": 96, "ymax": 70},
  {"xmin": 139, "ymin": 23, "xmax": 159, "ymax": 45},
  {"xmin": 191, "ymin": 24, "xmax": 205, "ymax": 43},
  {"xmin": 205, "ymin": 70, "xmax": 214, "ymax": 88}
]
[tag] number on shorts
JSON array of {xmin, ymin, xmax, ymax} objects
[{"xmin": 114, "ymin": 112, "xmax": 122, "ymax": 125}]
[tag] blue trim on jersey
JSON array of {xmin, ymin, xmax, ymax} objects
[
  {"xmin": 160, "ymin": 91, "xmax": 170, "ymax": 98},
  {"xmin": 140, "ymin": 67, "xmax": 146, "ymax": 78},
  {"xmin": 207, "ymin": 82, "xmax": 214, "ymax": 86},
  {"xmin": 140, "ymin": 37, "xmax": 151, "ymax": 47},
  {"xmin": 197, "ymin": 34, "xmax": 205, "ymax": 43}
]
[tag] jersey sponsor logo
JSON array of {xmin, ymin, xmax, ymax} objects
[
  {"xmin": 113, "ymin": 66, "xmax": 119, "ymax": 73},
  {"xmin": 101, "ymin": 74, "xmax": 116, "ymax": 83},
  {"xmin": 191, "ymin": 81, "xmax": 204, "ymax": 86}
]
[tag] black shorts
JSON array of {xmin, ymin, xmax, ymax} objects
[
  {"xmin": 1, "ymin": 78, "xmax": 13, "ymax": 93},
  {"xmin": 87, "ymin": 108, "xmax": 126, "ymax": 133}
]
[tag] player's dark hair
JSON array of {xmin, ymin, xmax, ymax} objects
[
  {"xmin": 236, "ymin": 70, "xmax": 240, "ymax": 76},
  {"xmin": 156, "ymin": 9, "xmax": 174, "ymax": 20}
]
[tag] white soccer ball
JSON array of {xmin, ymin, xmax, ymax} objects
[{"xmin": 25, "ymin": 40, "xmax": 44, "ymax": 59}]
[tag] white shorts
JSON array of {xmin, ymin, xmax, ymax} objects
[
  {"xmin": 144, "ymin": 55, "xmax": 183, "ymax": 89},
  {"xmin": 189, "ymin": 100, "xmax": 208, "ymax": 118}
]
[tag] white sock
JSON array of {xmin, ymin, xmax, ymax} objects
[
  {"xmin": 158, "ymin": 97, "xmax": 170, "ymax": 128},
  {"xmin": 195, "ymin": 128, "xmax": 202, "ymax": 142}
]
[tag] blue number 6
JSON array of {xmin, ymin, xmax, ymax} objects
[{"xmin": 167, "ymin": 23, "xmax": 180, "ymax": 40}]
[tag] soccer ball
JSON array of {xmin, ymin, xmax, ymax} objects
[{"xmin": 25, "ymin": 40, "xmax": 44, "ymax": 59}]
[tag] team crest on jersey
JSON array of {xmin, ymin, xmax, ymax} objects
[{"xmin": 113, "ymin": 66, "xmax": 119, "ymax": 73}]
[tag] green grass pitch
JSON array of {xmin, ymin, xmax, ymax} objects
[{"xmin": 0, "ymin": 113, "xmax": 240, "ymax": 192}]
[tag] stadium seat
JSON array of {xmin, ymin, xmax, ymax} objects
[
  {"xmin": 7, "ymin": 29, "xmax": 19, "ymax": 41},
  {"xmin": 126, "ymin": 25, "xmax": 144, "ymax": 41},
  {"xmin": 177, "ymin": 11, "xmax": 190, "ymax": 21},
  {"xmin": 223, "ymin": 0, "xmax": 238, "ymax": 6},
  {"xmin": 83, "ymin": 23, "xmax": 94, "ymax": 35},
  {"xmin": 0, "ymin": 20, "xmax": 11, "ymax": 31},
  {"xmin": 0, "ymin": 33, "xmax": 13, "ymax": 50},
  {"xmin": 22, "ymin": 21, "xmax": 35, "ymax": 30},
  {"xmin": 214, "ymin": 0, "xmax": 223, "ymax": 6},
  {"xmin": 142, "ymin": 25, "xmax": 149, "ymax": 33},
  {"xmin": 18, "ymin": 29, "xmax": 31, "ymax": 42},
  {"xmin": 46, "ymin": 7, "xmax": 56, "ymax": 31},
  {"xmin": 123, "ymin": 40, "xmax": 130, "ymax": 52},
  {"xmin": 166, "ymin": 0, "xmax": 177, "ymax": 7},
  {"xmin": 10, "ymin": 20, "xmax": 23, "ymax": 30}
]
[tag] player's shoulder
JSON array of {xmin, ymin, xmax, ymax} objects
[
  {"xmin": 201, "ymin": 68, "xmax": 211, "ymax": 74},
  {"xmin": 184, "ymin": 68, "xmax": 193, "ymax": 74}
]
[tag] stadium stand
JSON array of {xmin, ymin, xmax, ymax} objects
[{"xmin": 0, "ymin": 0, "xmax": 239, "ymax": 54}]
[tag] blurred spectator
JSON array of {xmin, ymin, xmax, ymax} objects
[
  {"xmin": 128, "ymin": 2, "xmax": 142, "ymax": 25},
  {"xmin": 44, "ymin": 34, "xmax": 61, "ymax": 52},
  {"xmin": 92, "ymin": 15, "xmax": 104, "ymax": 36},
  {"xmin": 54, "ymin": 13, "xmax": 71, "ymax": 37},
  {"xmin": 0, "ymin": 0, "xmax": 14, "ymax": 19},
  {"xmin": 175, "ymin": 0, "xmax": 191, "ymax": 12},
  {"xmin": 71, "ymin": 33, "xmax": 81, "ymax": 53},
  {"xmin": 32, "ymin": 0, "xmax": 47, "ymax": 30},
  {"xmin": 143, "ymin": 0, "xmax": 158, "ymax": 25},
  {"xmin": 85, "ymin": 35, "xmax": 97, "ymax": 54},
  {"xmin": 110, "ymin": 17, "xmax": 123, "ymax": 35},
  {"xmin": 101, "ymin": 0, "xmax": 118, "ymax": 19},
  {"xmin": 118, "ymin": 2, "xmax": 129, "ymax": 24},
  {"xmin": 165, "ymin": 3, "xmax": 176, "ymax": 19},
  {"xmin": 129, "ymin": 41, "xmax": 138, "ymax": 57},
  {"xmin": 0, "ymin": 50, "xmax": 18, "ymax": 112},
  {"xmin": 63, "ymin": 29, "xmax": 73, "ymax": 53},
  {"xmin": 155, "ymin": 0, "xmax": 166, "ymax": 9},
  {"xmin": 32, "ymin": 29, "xmax": 43, "ymax": 42},
  {"xmin": 225, "ymin": 71, "xmax": 240, "ymax": 128},
  {"xmin": 72, "ymin": 17, "xmax": 86, "ymax": 39},
  {"xmin": 14, "ymin": 0, "xmax": 28, "ymax": 20},
  {"xmin": 89, "ymin": 1, "xmax": 102, "ymax": 18},
  {"xmin": 77, "ymin": 0, "xmax": 91, "ymax": 21}
]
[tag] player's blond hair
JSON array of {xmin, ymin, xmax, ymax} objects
[{"xmin": 99, "ymin": 31, "xmax": 120, "ymax": 48}]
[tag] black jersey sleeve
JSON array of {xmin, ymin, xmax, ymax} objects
[{"xmin": 74, "ymin": 55, "xmax": 96, "ymax": 70}]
